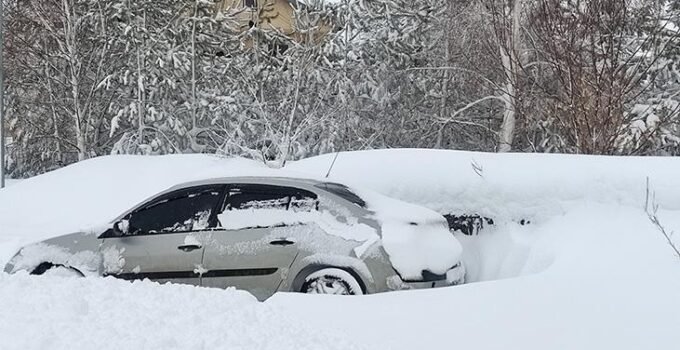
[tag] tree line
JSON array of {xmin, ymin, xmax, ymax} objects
[{"xmin": 4, "ymin": 0, "xmax": 680, "ymax": 177}]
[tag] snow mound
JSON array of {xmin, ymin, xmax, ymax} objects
[
  {"xmin": 357, "ymin": 189, "xmax": 462, "ymax": 279},
  {"xmin": 290, "ymin": 149, "xmax": 680, "ymax": 218},
  {"xmin": 0, "ymin": 273, "xmax": 364, "ymax": 350},
  {"xmin": 270, "ymin": 203, "xmax": 680, "ymax": 350},
  {"xmin": 2, "ymin": 149, "xmax": 680, "ymax": 350},
  {"xmin": 292, "ymin": 149, "xmax": 680, "ymax": 283},
  {"xmin": 5, "ymin": 179, "xmax": 20, "ymax": 187}
]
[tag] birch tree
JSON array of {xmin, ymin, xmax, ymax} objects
[{"xmin": 5, "ymin": 0, "xmax": 117, "ymax": 174}]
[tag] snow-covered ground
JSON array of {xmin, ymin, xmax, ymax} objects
[
  {"xmin": 3, "ymin": 179, "xmax": 20, "ymax": 187},
  {"xmin": 1, "ymin": 149, "xmax": 679, "ymax": 349},
  {"xmin": 0, "ymin": 273, "xmax": 362, "ymax": 350},
  {"xmin": 290, "ymin": 149, "xmax": 680, "ymax": 217},
  {"xmin": 271, "ymin": 203, "xmax": 680, "ymax": 349}
]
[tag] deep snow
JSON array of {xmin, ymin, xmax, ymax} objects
[
  {"xmin": 0, "ymin": 272, "xmax": 364, "ymax": 350},
  {"xmin": 271, "ymin": 203, "xmax": 680, "ymax": 349},
  {"xmin": 4, "ymin": 179, "xmax": 19, "ymax": 187},
  {"xmin": 290, "ymin": 149, "xmax": 680, "ymax": 217},
  {"xmin": 1, "ymin": 149, "xmax": 680, "ymax": 349}
]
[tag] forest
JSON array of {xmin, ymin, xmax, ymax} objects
[{"xmin": 3, "ymin": 0, "xmax": 680, "ymax": 177}]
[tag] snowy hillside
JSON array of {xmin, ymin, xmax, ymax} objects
[{"xmin": 1, "ymin": 150, "xmax": 679, "ymax": 349}]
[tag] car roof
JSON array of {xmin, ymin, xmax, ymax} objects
[
  {"xmin": 112, "ymin": 176, "xmax": 363, "ymax": 222},
  {"xmin": 166, "ymin": 176, "xmax": 327, "ymax": 191}
]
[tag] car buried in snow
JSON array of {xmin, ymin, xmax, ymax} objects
[{"xmin": 4, "ymin": 177, "xmax": 465, "ymax": 300}]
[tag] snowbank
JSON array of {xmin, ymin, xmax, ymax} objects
[
  {"xmin": 290, "ymin": 149, "xmax": 680, "ymax": 218},
  {"xmin": 356, "ymin": 189, "xmax": 462, "ymax": 279},
  {"xmin": 2, "ymin": 149, "xmax": 680, "ymax": 350},
  {"xmin": 0, "ymin": 273, "xmax": 364, "ymax": 350},
  {"xmin": 270, "ymin": 203, "xmax": 680, "ymax": 350},
  {"xmin": 283, "ymin": 150, "xmax": 680, "ymax": 349},
  {"xmin": 292, "ymin": 149, "xmax": 680, "ymax": 283},
  {"xmin": 4, "ymin": 179, "xmax": 20, "ymax": 187}
]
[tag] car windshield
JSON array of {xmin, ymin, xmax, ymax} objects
[{"xmin": 315, "ymin": 183, "xmax": 366, "ymax": 208}]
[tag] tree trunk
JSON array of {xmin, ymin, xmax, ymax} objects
[
  {"xmin": 63, "ymin": 0, "xmax": 87, "ymax": 161},
  {"xmin": 436, "ymin": 1, "xmax": 451, "ymax": 149},
  {"xmin": 191, "ymin": 0, "xmax": 198, "ymax": 131},
  {"xmin": 497, "ymin": 0, "xmax": 523, "ymax": 153},
  {"xmin": 136, "ymin": 9, "xmax": 147, "ymax": 147},
  {"xmin": 498, "ymin": 49, "xmax": 516, "ymax": 152},
  {"xmin": 44, "ymin": 50, "xmax": 63, "ymax": 165}
]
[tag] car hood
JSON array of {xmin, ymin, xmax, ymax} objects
[{"xmin": 354, "ymin": 188, "xmax": 463, "ymax": 280}]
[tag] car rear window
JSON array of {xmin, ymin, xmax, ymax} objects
[{"xmin": 315, "ymin": 183, "xmax": 366, "ymax": 208}]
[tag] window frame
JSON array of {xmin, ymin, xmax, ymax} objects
[
  {"xmin": 106, "ymin": 184, "xmax": 228, "ymax": 238},
  {"xmin": 314, "ymin": 182, "xmax": 367, "ymax": 208},
  {"xmin": 216, "ymin": 183, "xmax": 319, "ymax": 230}
]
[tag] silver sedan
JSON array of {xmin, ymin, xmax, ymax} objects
[{"xmin": 4, "ymin": 177, "xmax": 465, "ymax": 300}]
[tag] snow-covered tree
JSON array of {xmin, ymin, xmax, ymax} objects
[
  {"xmin": 6, "ymin": 0, "xmax": 680, "ymax": 177},
  {"xmin": 529, "ymin": 0, "xmax": 680, "ymax": 154},
  {"xmin": 5, "ymin": 0, "xmax": 119, "ymax": 175}
]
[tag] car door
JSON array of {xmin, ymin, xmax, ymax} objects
[
  {"xmin": 201, "ymin": 184, "xmax": 317, "ymax": 300},
  {"xmin": 100, "ymin": 185, "xmax": 226, "ymax": 286}
]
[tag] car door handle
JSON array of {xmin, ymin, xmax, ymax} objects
[
  {"xmin": 177, "ymin": 244, "xmax": 202, "ymax": 252},
  {"xmin": 269, "ymin": 239, "xmax": 295, "ymax": 246}
]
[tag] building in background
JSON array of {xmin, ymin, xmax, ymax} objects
[{"xmin": 217, "ymin": 0, "xmax": 333, "ymax": 46}]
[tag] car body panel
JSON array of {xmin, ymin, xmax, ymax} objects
[
  {"xmin": 201, "ymin": 227, "xmax": 300, "ymax": 301},
  {"xmin": 100, "ymin": 231, "xmax": 209, "ymax": 286}
]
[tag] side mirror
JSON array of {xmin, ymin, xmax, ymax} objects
[
  {"xmin": 114, "ymin": 219, "xmax": 130, "ymax": 236},
  {"xmin": 99, "ymin": 219, "xmax": 131, "ymax": 239}
]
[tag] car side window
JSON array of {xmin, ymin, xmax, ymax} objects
[
  {"xmin": 227, "ymin": 190, "xmax": 290, "ymax": 211},
  {"xmin": 126, "ymin": 185, "xmax": 225, "ymax": 235},
  {"xmin": 217, "ymin": 184, "xmax": 318, "ymax": 229}
]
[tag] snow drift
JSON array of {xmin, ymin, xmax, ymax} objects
[
  {"xmin": 0, "ymin": 272, "xmax": 363, "ymax": 350},
  {"xmin": 1, "ymin": 149, "xmax": 680, "ymax": 350},
  {"xmin": 290, "ymin": 149, "xmax": 680, "ymax": 218}
]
